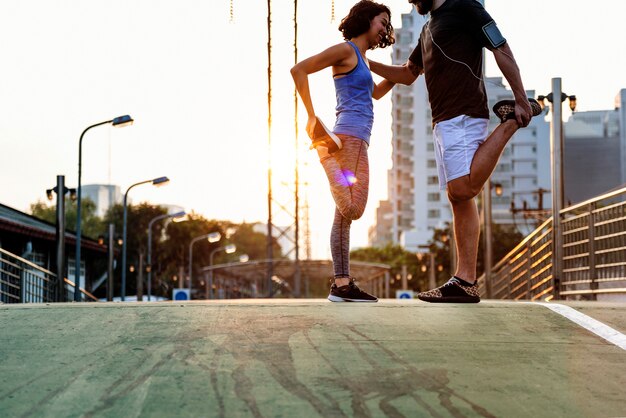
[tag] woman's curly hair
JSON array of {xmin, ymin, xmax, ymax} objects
[{"xmin": 338, "ymin": 0, "xmax": 395, "ymax": 49}]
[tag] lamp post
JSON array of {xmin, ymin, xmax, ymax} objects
[
  {"xmin": 75, "ymin": 115, "xmax": 133, "ymax": 301},
  {"xmin": 106, "ymin": 223, "xmax": 115, "ymax": 302},
  {"xmin": 189, "ymin": 232, "xmax": 222, "ymax": 298},
  {"xmin": 537, "ymin": 78, "xmax": 576, "ymax": 300},
  {"xmin": 147, "ymin": 211, "xmax": 187, "ymax": 302},
  {"xmin": 483, "ymin": 180, "xmax": 503, "ymax": 299},
  {"xmin": 208, "ymin": 244, "xmax": 236, "ymax": 299},
  {"xmin": 121, "ymin": 176, "xmax": 170, "ymax": 301},
  {"xmin": 46, "ymin": 175, "xmax": 77, "ymax": 301}
]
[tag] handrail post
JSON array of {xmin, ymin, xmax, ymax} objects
[
  {"xmin": 526, "ymin": 241, "xmax": 533, "ymax": 300},
  {"xmin": 506, "ymin": 262, "xmax": 512, "ymax": 298},
  {"xmin": 588, "ymin": 202, "xmax": 597, "ymax": 300}
]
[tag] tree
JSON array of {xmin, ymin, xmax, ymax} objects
[
  {"xmin": 157, "ymin": 212, "xmax": 227, "ymax": 297},
  {"xmin": 477, "ymin": 223, "xmax": 524, "ymax": 275},
  {"xmin": 351, "ymin": 222, "xmax": 525, "ymax": 295},
  {"xmin": 30, "ymin": 197, "xmax": 287, "ymax": 300},
  {"xmin": 428, "ymin": 221, "xmax": 524, "ymax": 280},
  {"xmin": 423, "ymin": 225, "xmax": 454, "ymax": 287},
  {"xmin": 229, "ymin": 222, "xmax": 282, "ymax": 262},
  {"xmin": 30, "ymin": 197, "xmax": 104, "ymax": 239},
  {"xmin": 351, "ymin": 243, "xmax": 428, "ymax": 292},
  {"xmin": 102, "ymin": 203, "xmax": 168, "ymax": 298}
]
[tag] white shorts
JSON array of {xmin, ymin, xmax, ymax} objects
[{"xmin": 433, "ymin": 115, "xmax": 488, "ymax": 190}]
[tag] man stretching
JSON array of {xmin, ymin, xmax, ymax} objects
[{"xmin": 370, "ymin": 0, "xmax": 541, "ymax": 302}]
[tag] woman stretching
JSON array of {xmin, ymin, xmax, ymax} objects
[{"xmin": 291, "ymin": 0, "xmax": 395, "ymax": 302}]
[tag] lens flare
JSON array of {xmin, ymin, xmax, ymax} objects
[{"xmin": 335, "ymin": 169, "xmax": 357, "ymax": 187}]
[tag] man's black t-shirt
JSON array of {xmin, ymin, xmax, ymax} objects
[{"xmin": 408, "ymin": 0, "xmax": 504, "ymax": 124}]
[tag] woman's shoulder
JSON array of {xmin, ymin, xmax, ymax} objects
[
  {"xmin": 319, "ymin": 41, "xmax": 355, "ymax": 62},
  {"xmin": 329, "ymin": 41, "xmax": 354, "ymax": 55}
]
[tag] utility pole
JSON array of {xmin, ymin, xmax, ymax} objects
[
  {"xmin": 54, "ymin": 175, "xmax": 66, "ymax": 302},
  {"xmin": 549, "ymin": 77, "xmax": 565, "ymax": 300},
  {"xmin": 483, "ymin": 178, "xmax": 493, "ymax": 299},
  {"xmin": 107, "ymin": 223, "xmax": 114, "ymax": 302}
]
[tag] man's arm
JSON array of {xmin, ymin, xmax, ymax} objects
[
  {"xmin": 372, "ymin": 79, "xmax": 395, "ymax": 100},
  {"xmin": 493, "ymin": 43, "xmax": 532, "ymax": 127},
  {"xmin": 369, "ymin": 59, "xmax": 422, "ymax": 85}
]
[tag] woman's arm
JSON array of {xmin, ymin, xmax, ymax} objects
[
  {"xmin": 290, "ymin": 43, "xmax": 352, "ymax": 136},
  {"xmin": 372, "ymin": 79, "xmax": 395, "ymax": 100}
]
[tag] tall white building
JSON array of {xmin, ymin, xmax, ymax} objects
[
  {"xmin": 387, "ymin": 9, "xmax": 434, "ymax": 251},
  {"xmin": 81, "ymin": 184, "xmax": 121, "ymax": 217}
]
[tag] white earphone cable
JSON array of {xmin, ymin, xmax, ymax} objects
[{"xmin": 425, "ymin": 20, "xmax": 517, "ymax": 88}]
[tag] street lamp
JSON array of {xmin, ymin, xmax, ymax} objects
[
  {"xmin": 46, "ymin": 175, "xmax": 77, "ymax": 301},
  {"xmin": 75, "ymin": 115, "xmax": 133, "ymax": 301},
  {"xmin": 188, "ymin": 232, "xmax": 222, "ymax": 297},
  {"xmin": 208, "ymin": 244, "xmax": 236, "ymax": 299},
  {"xmin": 147, "ymin": 210, "xmax": 187, "ymax": 302},
  {"xmin": 537, "ymin": 93, "xmax": 577, "ymax": 112},
  {"xmin": 537, "ymin": 78, "xmax": 576, "ymax": 300},
  {"xmin": 121, "ymin": 176, "xmax": 170, "ymax": 301}
]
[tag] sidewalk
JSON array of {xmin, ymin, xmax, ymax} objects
[{"xmin": 1, "ymin": 300, "xmax": 625, "ymax": 417}]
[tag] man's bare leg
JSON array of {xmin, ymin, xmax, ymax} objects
[
  {"xmin": 443, "ymin": 120, "xmax": 517, "ymax": 285},
  {"xmin": 448, "ymin": 119, "xmax": 518, "ymax": 200},
  {"xmin": 449, "ymin": 196, "xmax": 480, "ymax": 282}
]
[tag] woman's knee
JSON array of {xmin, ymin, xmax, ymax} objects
[{"xmin": 341, "ymin": 204, "xmax": 364, "ymax": 220}]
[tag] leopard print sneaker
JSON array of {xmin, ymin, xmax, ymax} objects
[
  {"xmin": 417, "ymin": 277, "xmax": 480, "ymax": 303},
  {"xmin": 492, "ymin": 98, "xmax": 542, "ymax": 124}
]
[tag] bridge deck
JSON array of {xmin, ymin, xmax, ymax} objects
[{"xmin": 1, "ymin": 300, "xmax": 625, "ymax": 417}]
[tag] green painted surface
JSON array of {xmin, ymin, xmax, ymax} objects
[{"xmin": 1, "ymin": 300, "xmax": 625, "ymax": 417}]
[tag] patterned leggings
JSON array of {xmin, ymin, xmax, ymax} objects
[{"xmin": 320, "ymin": 135, "xmax": 369, "ymax": 278}]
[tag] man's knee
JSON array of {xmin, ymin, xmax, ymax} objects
[{"xmin": 447, "ymin": 182, "xmax": 481, "ymax": 202}]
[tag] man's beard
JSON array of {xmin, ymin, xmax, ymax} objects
[{"xmin": 415, "ymin": 0, "xmax": 433, "ymax": 15}]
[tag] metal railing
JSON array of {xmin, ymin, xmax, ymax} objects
[
  {"xmin": 479, "ymin": 186, "xmax": 626, "ymax": 301},
  {"xmin": 0, "ymin": 247, "xmax": 97, "ymax": 303}
]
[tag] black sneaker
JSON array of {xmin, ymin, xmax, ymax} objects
[
  {"xmin": 310, "ymin": 116, "xmax": 342, "ymax": 154},
  {"xmin": 492, "ymin": 98, "xmax": 542, "ymax": 123},
  {"xmin": 328, "ymin": 278, "xmax": 378, "ymax": 303},
  {"xmin": 417, "ymin": 277, "xmax": 480, "ymax": 303}
]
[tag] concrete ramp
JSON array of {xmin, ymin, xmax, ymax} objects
[{"xmin": 1, "ymin": 300, "xmax": 625, "ymax": 417}]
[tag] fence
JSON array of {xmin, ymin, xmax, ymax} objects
[
  {"xmin": 479, "ymin": 186, "xmax": 626, "ymax": 301},
  {"xmin": 0, "ymin": 247, "xmax": 97, "ymax": 303}
]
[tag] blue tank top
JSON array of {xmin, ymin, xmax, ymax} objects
[{"xmin": 333, "ymin": 41, "xmax": 374, "ymax": 144}]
